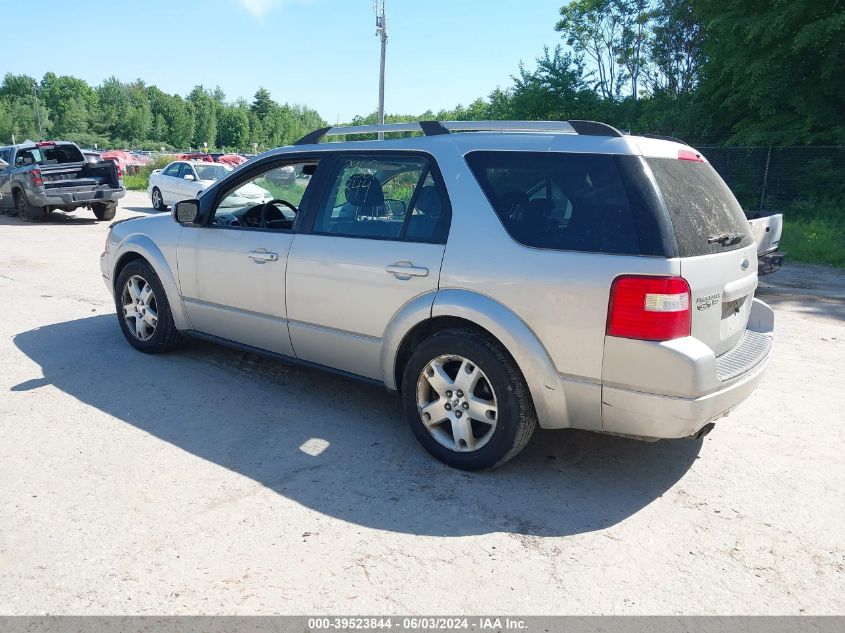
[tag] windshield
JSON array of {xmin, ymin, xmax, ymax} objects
[{"xmin": 194, "ymin": 164, "xmax": 232, "ymax": 181}]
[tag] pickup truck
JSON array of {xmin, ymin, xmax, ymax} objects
[
  {"xmin": 746, "ymin": 211, "xmax": 786, "ymax": 275},
  {"xmin": 0, "ymin": 140, "xmax": 125, "ymax": 222}
]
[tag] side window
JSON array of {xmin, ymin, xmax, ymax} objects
[
  {"xmin": 181, "ymin": 164, "xmax": 196, "ymax": 180},
  {"xmin": 312, "ymin": 155, "xmax": 449, "ymax": 243},
  {"xmin": 465, "ymin": 151, "xmax": 641, "ymax": 255},
  {"xmin": 163, "ymin": 163, "xmax": 182, "ymax": 177},
  {"xmin": 212, "ymin": 160, "xmax": 318, "ymax": 231}
]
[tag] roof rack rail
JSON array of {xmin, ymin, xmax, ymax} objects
[
  {"xmin": 641, "ymin": 133, "xmax": 690, "ymax": 146},
  {"xmin": 294, "ymin": 119, "xmax": 624, "ymax": 145}
]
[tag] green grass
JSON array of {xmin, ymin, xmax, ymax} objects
[
  {"xmin": 781, "ymin": 217, "xmax": 845, "ymax": 268},
  {"xmin": 124, "ymin": 172, "xmax": 148, "ymax": 191}
]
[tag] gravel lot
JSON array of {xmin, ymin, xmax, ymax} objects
[{"xmin": 0, "ymin": 190, "xmax": 843, "ymax": 615}]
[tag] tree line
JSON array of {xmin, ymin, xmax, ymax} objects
[
  {"xmin": 1, "ymin": 0, "xmax": 842, "ymax": 150},
  {"xmin": 0, "ymin": 76, "xmax": 324, "ymax": 152}
]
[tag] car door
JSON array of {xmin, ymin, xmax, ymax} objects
[
  {"xmin": 286, "ymin": 153, "xmax": 452, "ymax": 380},
  {"xmin": 176, "ymin": 163, "xmax": 204, "ymax": 201},
  {"xmin": 158, "ymin": 162, "xmax": 184, "ymax": 205},
  {"xmin": 176, "ymin": 157, "xmax": 321, "ymax": 355}
]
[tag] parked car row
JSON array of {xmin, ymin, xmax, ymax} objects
[{"xmin": 101, "ymin": 119, "xmax": 775, "ymax": 470}]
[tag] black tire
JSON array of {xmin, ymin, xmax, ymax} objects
[
  {"xmin": 92, "ymin": 203, "xmax": 117, "ymax": 221},
  {"xmin": 151, "ymin": 187, "xmax": 166, "ymax": 211},
  {"xmin": 15, "ymin": 191, "xmax": 46, "ymax": 222},
  {"xmin": 114, "ymin": 260, "xmax": 182, "ymax": 354},
  {"xmin": 401, "ymin": 328, "xmax": 537, "ymax": 470}
]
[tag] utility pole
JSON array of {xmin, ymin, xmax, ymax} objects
[
  {"xmin": 374, "ymin": 0, "xmax": 387, "ymax": 140},
  {"xmin": 33, "ymin": 81, "xmax": 44, "ymax": 140}
]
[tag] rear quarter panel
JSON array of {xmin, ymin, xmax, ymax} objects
[{"xmin": 431, "ymin": 143, "xmax": 679, "ymax": 429}]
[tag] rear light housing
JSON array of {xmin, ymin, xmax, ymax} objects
[
  {"xmin": 35, "ymin": 141, "xmax": 56, "ymax": 148},
  {"xmin": 114, "ymin": 161, "xmax": 123, "ymax": 179},
  {"xmin": 31, "ymin": 169, "xmax": 43, "ymax": 187},
  {"xmin": 607, "ymin": 275, "xmax": 691, "ymax": 341}
]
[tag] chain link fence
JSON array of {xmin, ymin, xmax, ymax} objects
[{"xmin": 690, "ymin": 144, "xmax": 845, "ymax": 218}]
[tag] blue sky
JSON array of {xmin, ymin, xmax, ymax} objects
[{"xmin": 3, "ymin": 0, "xmax": 565, "ymax": 122}]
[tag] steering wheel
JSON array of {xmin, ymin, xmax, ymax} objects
[{"xmin": 259, "ymin": 199, "xmax": 298, "ymax": 228}]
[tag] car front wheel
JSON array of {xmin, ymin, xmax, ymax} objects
[
  {"xmin": 114, "ymin": 260, "xmax": 181, "ymax": 353},
  {"xmin": 402, "ymin": 328, "xmax": 537, "ymax": 470}
]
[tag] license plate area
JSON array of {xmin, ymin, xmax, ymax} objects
[{"xmin": 722, "ymin": 296, "xmax": 747, "ymax": 320}]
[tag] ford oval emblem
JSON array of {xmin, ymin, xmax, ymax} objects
[{"xmin": 741, "ymin": 257, "xmax": 750, "ymax": 271}]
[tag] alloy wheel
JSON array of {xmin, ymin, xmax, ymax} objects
[
  {"xmin": 416, "ymin": 354, "xmax": 498, "ymax": 452},
  {"xmin": 121, "ymin": 275, "xmax": 158, "ymax": 341}
]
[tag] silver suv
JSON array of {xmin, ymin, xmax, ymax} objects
[{"xmin": 100, "ymin": 120, "xmax": 774, "ymax": 470}]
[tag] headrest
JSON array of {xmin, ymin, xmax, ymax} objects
[
  {"xmin": 345, "ymin": 173, "xmax": 384, "ymax": 207},
  {"xmin": 526, "ymin": 198, "xmax": 554, "ymax": 217},
  {"xmin": 415, "ymin": 185, "xmax": 441, "ymax": 214}
]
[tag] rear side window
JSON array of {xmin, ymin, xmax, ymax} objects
[
  {"xmin": 646, "ymin": 158, "xmax": 753, "ymax": 257},
  {"xmin": 465, "ymin": 151, "xmax": 641, "ymax": 255}
]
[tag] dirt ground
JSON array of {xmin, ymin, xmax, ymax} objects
[{"xmin": 0, "ymin": 190, "xmax": 843, "ymax": 615}]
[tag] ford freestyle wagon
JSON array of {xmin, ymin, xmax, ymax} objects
[{"xmin": 100, "ymin": 120, "xmax": 774, "ymax": 469}]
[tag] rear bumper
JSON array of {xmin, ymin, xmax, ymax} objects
[
  {"xmin": 31, "ymin": 186, "xmax": 125, "ymax": 207},
  {"xmin": 601, "ymin": 298, "xmax": 774, "ymax": 439}
]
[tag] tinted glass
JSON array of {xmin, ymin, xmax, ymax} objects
[
  {"xmin": 163, "ymin": 163, "xmax": 181, "ymax": 177},
  {"xmin": 465, "ymin": 151, "xmax": 641, "ymax": 255},
  {"xmin": 646, "ymin": 158, "xmax": 753, "ymax": 257},
  {"xmin": 313, "ymin": 155, "xmax": 449, "ymax": 243}
]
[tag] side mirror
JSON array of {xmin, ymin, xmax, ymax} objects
[
  {"xmin": 173, "ymin": 199, "xmax": 200, "ymax": 224},
  {"xmin": 184, "ymin": 174, "xmax": 196, "ymax": 181},
  {"xmin": 0, "ymin": 158, "xmax": 8, "ymax": 169}
]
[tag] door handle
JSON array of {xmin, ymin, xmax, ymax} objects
[
  {"xmin": 248, "ymin": 248, "xmax": 279, "ymax": 263},
  {"xmin": 386, "ymin": 262, "xmax": 429, "ymax": 279}
]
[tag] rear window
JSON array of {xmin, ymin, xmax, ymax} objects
[
  {"xmin": 15, "ymin": 144, "xmax": 84, "ymax": 166},
  {"xmin": 465, "ymin": 151, "xmax": 642, "ymax": 255},
  {"xmin": 646, "ymin": 158, "xmax": 753, "ymax": 257}
]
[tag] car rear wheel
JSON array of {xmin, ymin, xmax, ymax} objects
[
  {"xmin": 151, "ymin": 187, "xmax": 166, "ymax": 211},
  {"xmin": 401, "ymin": 328, "xmax": 537, "ymax": 470},
  {"xmin": 115, "ymin": 260, "xmax": 181, "ymax": 354},
  {"xmin": 16, "ymin": 192, "xmax": 46, "ymax": 222},
  {"xmin": 92, "ymin": 203, "xmax": 117, "ymax": 221}
]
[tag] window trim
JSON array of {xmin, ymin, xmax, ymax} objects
[{"xmin": 300, "ymin": 150, "xmax": 452, "ymax": 245}]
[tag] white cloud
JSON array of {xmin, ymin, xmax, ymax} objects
[{"xmin": 238, "ymin": 0, "xmax": 285, "ymax": 18}]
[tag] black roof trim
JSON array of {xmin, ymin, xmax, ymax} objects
[{"xmin": 567, "ymin": 120, "xmax": 624, "ymax": 138}]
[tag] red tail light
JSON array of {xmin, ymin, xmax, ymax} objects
[
  {"xmin": 114, "ymin": 162, "xmax": 123, "ymax": 179},
  {"xmin": 607, "ymin": 276, "xmax": 691, "ymax": 341},
  {"xmin": 31, "ymin": 169, "xmax": 43, "ymax": 187},
  {"xmin": 678, "ymin": 148, "xmax": 704, "ymax": 162}
]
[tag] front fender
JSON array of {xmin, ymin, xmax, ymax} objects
[{"xmin": 111, "ymin": 235, "xmax": 191, "ymax": 331}]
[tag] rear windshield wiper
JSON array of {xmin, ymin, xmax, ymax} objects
[{"xmin": 707, "ymin": 232, "xmax": 744, "ymax": 246}]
